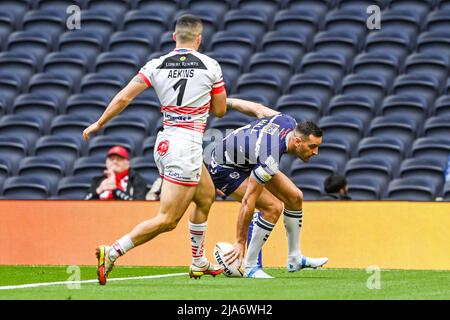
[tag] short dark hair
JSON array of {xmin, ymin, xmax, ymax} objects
[
  {"xmin": 295, "ymin": 121, "xmax": 323, "ymax": 138},
  {"xmin": 324, "ymin": 175, "xmax": 347, "ymax": 193},
  {"xmin": 175, "ymin": 14, "xmax": 203, "ymax": 42}
]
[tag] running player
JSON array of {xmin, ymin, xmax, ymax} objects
[
  {"xmin": 83, "ymin": 14, "xmax": 228, "ymax": 284},
  {"xmin": 208, "ymin": 110, "xmax": 329, "ymax": 278}
]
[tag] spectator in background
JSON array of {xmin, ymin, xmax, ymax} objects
[
  {"xmin": 319, "ymin": 175, "xmax": 352, "ymax": 200},
  {"xmin": 85, "ymin": 146, "xmax": 148, "ymax": 200}
]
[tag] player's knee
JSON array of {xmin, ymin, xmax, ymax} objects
[
  {"xmin": 285, "ymin": 189, "xmax": 303, "ymax": 210},
  {"xmin": 264, "ymin": 201, "xmax": 283, "ymax": 222},
  {"xmin": 158, "ymin": 214, "xmax": 181, "ymax": 232}
]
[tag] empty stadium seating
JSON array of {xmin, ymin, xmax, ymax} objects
[{"xmin": 1, "ymin": 0, "xmax": 449, "ymax": 201}]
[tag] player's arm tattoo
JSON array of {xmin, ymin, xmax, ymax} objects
[
  {"xmin": 132, "ymin": 76, "xmax": 145, "ymax": 84},
  {"xmin": 226, "ymin": 99, "xmax": 234, "ymax": 110}
]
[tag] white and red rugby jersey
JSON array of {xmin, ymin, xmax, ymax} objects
[{"xmin": 138, "ymin": 48, "xmax": 225, "ymax": 142}]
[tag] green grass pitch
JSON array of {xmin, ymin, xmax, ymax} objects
[{"xmin": 0, "ymin": 266, "xmax": 449, "ymax": 300}]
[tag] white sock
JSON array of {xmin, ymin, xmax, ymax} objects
[
  {"xmin": 283, "ymin": 209, "xmax": 303, "ymax": 261},
  {"xmin": 189, "ymin": 221, "xmax": 208, "ymax": 267},
  {"xmin": 245, "ymin": 215, "xmax": 274, "ymax": 269},
  {"xmin": 109, "ymin": 234, "xmax": 135, "ymax": 262}
]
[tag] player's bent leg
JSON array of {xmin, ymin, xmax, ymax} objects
[
  {"xmin": 265, "ymin": 173, "xmax": 328, "ymax": 272},
  {"xmin": 189, "ymin": 164, "xmax": 224, "ymax": 279},
  {"xmin": 230, "ymin": 178, "xmax": 282, "ymax": 278}
]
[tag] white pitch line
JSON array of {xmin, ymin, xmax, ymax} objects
[{"xmin": 0, "ymin": 272, "xmax": 188, "ymax": 291}]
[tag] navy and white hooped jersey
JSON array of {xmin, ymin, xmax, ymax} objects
[{"xmin": 212, "ymin": 113, "xmax": 297, "ymax": 185}]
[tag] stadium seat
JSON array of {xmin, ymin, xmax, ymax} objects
[
  {"xmin": 134, "ymin": 0, "xmax": 180, "ymax": 16},
  {"xmin": 34, "ymin": 0, "xmax": 84, "ymax": 14},
  {"xmin": 227, "ymin": 93, "xmax": 272, "ymax": 107},
  {"xmin": 425, "ymin": 9, "xmax": 450, "ymax": 32},
  {"xmin": 2, "ymin": 176, "xmax": 51, "ymax": 199},
  {"xmin": 183, "ymin": 0, "xmax": 232, "ymax": 19},
  {"xmin": 158, "ymin": 31, "xmax": 177, "ymax": 53},
  {"xmin": 445, "ymin": 79, "xmax": 450, "ymax": 95},
  {"xmin": 64, "ymin": 93, "xmax": 108, "ymax": 119},
  {"xmin": 205, "ymin": 51, "xmax": 244, "ymax": 92},
  {"xmin": 87, "ymin": 135, "xmax": 136, "ymax": 157},
  {"xmin": 107, "ymin": 31, "xmax": 154, "ymax": 63},
  {"xmin": 209, "ymin": 31, "xmax": 257, "ymax": 62},
  {"xmin": 433, "ymin": 95, "xmax": 450, "ymax": 117},
  {"xmin": 298, "ymin": 52, "xmax": 347, "ymax": 85},
  {"xmin": 208, "ymin": 110, "xmax": 254, "ymax": 134},
  {"xmin": 84, "ymin": 0, "xmax": 131, "ymax": 19},
  {"xmin": 340, "ymin": 74, "xmax": 387, "ymax": 105},
  {"xmin": 234, "ymin": 0, "xmax": 280, "ymax": 18},
  {"xmin": 437, "ymin": 0, "xmax": 450, "ymax": 10},
  {"xmin": 272, "ymin": 9, "xmax": 319, "ymax": 40},
  {"xmin": 411, "ymin": 137, "xmax": 450, "ymax": 167},
  {"xmin": 399, "ymin": 157, "xmax": 446, "ymax": 194},
  {"xmin": 7, "ymin": 31, "xmax": 53, "ymax": 63},
  {"xmin": 347, "ymin": 176, "xmax": 384, "ymax": 200},
  {"xmin": 0, "ymin": 97, "xmax": 6, "ymax": 116},
  {"xmin": 290, "ymin": 157, "xmax": 339, "ymax": 181},
  {"xmin": 326, "ymin": 94, "xmax": 375, "ymax": 125},
  {"xmin": 123, "ymin": 9, "xmax": 169, "ymax": 44},
  {"xmin": 121, "ymin": 92, "xmax": 161, "ymax": 122},
  {"xmin": 43, "ymin": 52, "xmax": 89, "ymax": 84},
  {"xmin": 248, "ymin": 52, "xmax": 294, "ymax": 85},
  {"xmin": 336, "ymin": 0, "xmax": 389, "ymax": 10},
  {"xmin": 235, "ymin": 73, "xmax": 283, "ymax": 106},
  {"xmin": 283, "ymin": 0, "xmax": 334, "ymax": 19},
  {"xmin": 223, "ymin": 9, "xmax": 269, "ymax": 41},
  {"xmin": 352, "ymin": 52, "xmax": 399, "ymax": 85},
  {"xmin": 318, "ymin": 115, "xmax": 364, "ymax": 150},
  {"xmin": 0, "ymin": 115, "xmax": 44, "ymax": 147},
  {"xmin": 21, "ymin": 9, "xmax": 66, "ymax": 42},
  {"xmin": 95, "ymin": 52, "xmax": 141, "ymax": 81},
  {"xmin": 18, "ymin": 156, "xmax": 66, "ymax": 195},
  {"xmin": 365, "ymin": 31, "xmax": 413, "ymax": 60},
  {"xmin": 34, "ymin": 135, "xmax": 83, "ymax": 171},
  {"xmin": 79, "ymin": 73, "xmax": 126, "ymax": 101},
  {"xmin": 392, "ymin": 74, "xmax": 440, "ymax": 105},
  {"xmin": 423, "ymin": 116, "xmax": 450, "ymax": 138},
  {"xmin": 49, "ymin": 114, "xmax": 95, "ymax": 138},
  {"xmin": 291, "ymin": 176, "xmax": 324, "ymax": 200},
  {"xmin": 12, "ymin": 93, "xmax": 59, "ymax": 127},
  {"xmin": 27, "ymin": 73, "xmax": 75, "ymax": 105},
  {"xmin": 287, "ymin": 74, "xmax": 335, "ymax": 105},
  {"xmin": 56, "ymin": 176, "xmax": 91, "ymax": 200},
  {"xmin": 77, "ymin": 9, "xmax": 117, "ymax": 39},
  {"xmin": 260, "ymin": 31, "xmax": 308, "ymax": 62},
  {"xmin": 386, "ymin": 177, "xmax": 437, "ymax": 201},
  {"xmin": 0, "ymin": 158, "xmax": 12, "ymax": 193},
  {"xmin": 58, "ymin": 31, "xmax": 105, "ymax": 65},
  {"xmin": 0, "ymin": 74, "xmax": 23, "ymax": 107},
  {"xmin": 0, "ymin": 12, "xmax": 16, "ymax": 48},
  {"xmin": 72, "ymin": 155, "xmax": 106, "ymax": 179},
  {"xmin": 444, "ymin": 182, "xmax": 450, "ymax": 201},
  {"xmin": 0, "ymin": 136, "xmax": 28, "ymax": 175},
  {"xmin": 312, "ymin": 30, "xmax": 361, "ymax": 61},
  {"xmin": 381, "ymin": 9, "xmax": 422, "ymax": 37},
  {"xmin": 368, "ymin": 115, "xmax": 417, "ymax": 148},
  {"xmin": 357, "ymin": 137, "xmax": 406, "ymax": 171},
  {"xmin": 403, "ymin": 52, "xmax": 449, "ymax": 85},
  {"xmin": 0, "ymin": 0, "xmax": 31, "ymax": 21},
  {"xmin": 380, "ymin": 95, "xmax": 428, "ymax": 125},
  {"xmin": 324, "ymin": 8, "xmax": 368, "ymax": 37},
  {"xmin": 130, "ymin": 156, "xmax": 160, "ymax": 186},
  {"xmin": 389, "ymin": 0, "xmax": 434, "ymax": 17},
  {"xmin": 417, "ymin": 31, "xmax": 450, "ymax": 54},
  {"xmin": 315, "ymin": 135, "xmax": 352, "ymax": 173},
  {"xmin": 275, "ymin": 94, "xmax": 322, "ymax": 122},
  {"xmin": 345, "ymin": 157, "xmax": 393, "ymax": 190},
  {"xmin": 103, "ymin": 115, "xmax": 150, "ymax": 150},
  {"xmin": 0, "ymin": 52, "xmax": 37, "ymax": 86}
]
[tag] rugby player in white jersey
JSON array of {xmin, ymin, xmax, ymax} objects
[{"xmin": 83, "ymin": 14, "xmax": 230, "ymax": 285}]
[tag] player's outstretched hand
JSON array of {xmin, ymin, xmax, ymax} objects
[
  {"xmin": 224, "ymin": 242, "xmax": 245, "ymax": 268},
  {"xmin": 83, "ymin": 122, "xmax": 103, "ymax": 141}
]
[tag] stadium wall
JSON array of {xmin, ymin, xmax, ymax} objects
[{"xmin": 1, "ymin": 201, "xmax": 449, "ymax": 270}]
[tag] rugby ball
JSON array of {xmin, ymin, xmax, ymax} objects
[{"xmin": 213, "ymin": 242, "xmax": 244, "ymax": 277}]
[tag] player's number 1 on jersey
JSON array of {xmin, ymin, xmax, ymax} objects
[{"xmin": 173, "ymin": 79, "xmax": 188, "ymax": 106}]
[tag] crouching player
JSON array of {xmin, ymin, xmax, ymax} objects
[{"xmin": 208, "ymin": 108, "xmax": 328, "ymax": 278}]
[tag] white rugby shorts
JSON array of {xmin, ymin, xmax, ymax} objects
[{"xmin": 154, "ymin": 130, "xmax": 203, "ymax": 186}]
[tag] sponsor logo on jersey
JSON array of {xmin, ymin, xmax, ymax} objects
[{"xmin": 157, "ymin": 140, "xmax": 169, "ymax": 156}]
